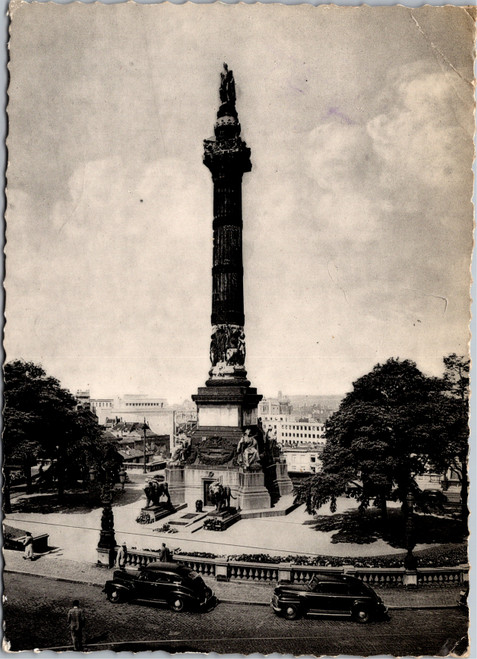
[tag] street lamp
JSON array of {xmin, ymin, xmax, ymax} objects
[
  {"xmin": 142, "ymin": 418, "xmax": 148, "ymax": 474},
  {"xmin": 404, "ymin": 491, "xmax": 417, "ymax": 571},
  {"xmin": 94, "ymin": 470, "xmax": 116, "ymax": 568}
]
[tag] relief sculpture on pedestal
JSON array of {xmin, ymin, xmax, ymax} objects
[{"xmin": 209, "ymin": 324, "xmax": 246, "ymax": 376}]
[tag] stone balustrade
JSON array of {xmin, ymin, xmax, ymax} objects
[
  {"xmin": 228, "ymin": 561, "xmax": 279, "ymax": 582},
  {"xmin": 175, "ymin": 555, "xmax": 217, "ymax": 577},
  {"xmin": 121, "ymin": 548, "xmax": 468, "ymax": 588},
  {"xmin": 124, "ymin": 549, "xmax": 162, "ymax": 569},
  {"xmin": 417, "ymin": 567, "xmax": 468, "ymax": 586}
]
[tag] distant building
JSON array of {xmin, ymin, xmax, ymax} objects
[
  {"xmin": 91, "ymin": 394, "xmax": 173, "ymax": 438},
  {"xmin": 258, "ymin": 396, "xmax": 292, "ymax": 416},
  {"xmin": 91, "ymin": 397, "xmax": 114, "ymax": 414},
  {"xmin": 282, "ymin": 445, "xmax": 324, "ymax": 474},
  {"xmin": 75, "ymin": 389, "xmax": 92, "ymax": 411},
  {"xmin": 259, "ymin": 414, "xmax": 326, "ymax": 447},
  {"xmin": 106, "ymin": 421, "xmax": 169, "ymax": 471},
  {"xmin": 285, "ymin": 394, "xmax": 341, "ymax": 421}
]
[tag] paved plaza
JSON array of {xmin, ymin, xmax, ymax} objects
[{"xmin": 4, "ymin": 472, "xmax": 432, "ymax": 562}]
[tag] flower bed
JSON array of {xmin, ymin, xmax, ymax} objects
[{"xmin": 171, "ymin": 543, "xmax": 467, "ymax": 568}]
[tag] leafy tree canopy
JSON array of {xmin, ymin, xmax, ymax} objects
[
  {"xmin": 296, "ymin": 358, "xmax": 450, "ymax": 516},
  {"xmin": 3, "ymin": 360, "xmax": 122, "ymax": 493}
]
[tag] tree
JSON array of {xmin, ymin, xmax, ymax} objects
[
  {"xmin": 3, "ymin": 360, "xmax": 122, "ymax": 504},
  {"xmin": 3, "ymin": 360, "xmax": 77, "ymax": 502},
  {"xmin": 433, "ymin": 354, "xmax": 470, "ymax": 523},
  {"xmin": 295, "ymin": 358, "xmax": 448, "ymax": 525}
]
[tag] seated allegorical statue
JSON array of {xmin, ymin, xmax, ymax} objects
[{"xmin": 237, "ymin": 429, "xmax": 261, "ymax": 471}]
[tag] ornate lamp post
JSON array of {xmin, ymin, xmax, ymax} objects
[
  {"xmin": 92, "ymin": 467, "xmax": 116, "ymax": 568},
  {"xmin": 403, "ymin": 491, "xmax": 418, "ymax": 587},
  {"xmin": 142, "ymin": 418, "xmax": 148, "ymax": 474}
]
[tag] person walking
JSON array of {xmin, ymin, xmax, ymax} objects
[
  {"xmin": 22, "ymin": 532, "xmax": 34, "ymax": 561},
  {"xmin": 67, "ymin": 600, "xmax": 85, "ymax": 651},
  {"xmin": 115, "ymin": 541, "xmax": 128, "ymax": 569}
]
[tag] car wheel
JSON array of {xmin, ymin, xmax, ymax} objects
[
  {"xmin": 107, "ymin": 588, "xmax": 125, "ymax": 604},
  {"xmin": 170, "ymin": 596, "xmax": 185, "ymax": 612},
  {"xmin": 353, "ymin": 605, "xmax": 371, "ymax": 623},
  {"xmin": 284, "ymin": 604, "xmax": 300, "ymax": 620}
]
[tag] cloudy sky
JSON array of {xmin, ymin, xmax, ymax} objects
[{"xmin": 5, "ymin": 4, "xmax": 474, "ymax": 404}]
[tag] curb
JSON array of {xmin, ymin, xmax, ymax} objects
[
  {"xmin": 5, "ymin": 568, "xmax": 104, "ymax": 589},
  {"xmin": 5, "ymin": 569, "xmax": 460, "ymax": 610}
]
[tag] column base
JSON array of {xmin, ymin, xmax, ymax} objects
[
  {"xmin": 403, "ymin": 570, "xmax": 418, "ymax": 588},
  {"xmin": 165, "ymin": 466, "xmax": 186, "ymax": 506},
  {"xmin": 238, "ymin": 470, "xmax": 271, "ymax": 511},
  {"xmin": 275, "ymin": 461, "xmax": 294, "ymax": 497}
]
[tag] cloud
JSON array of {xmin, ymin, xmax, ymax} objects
[{"xmin": 368, "ymin": 63, "xmax": 473, "ymax": 195}]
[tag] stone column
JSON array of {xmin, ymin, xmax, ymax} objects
[
  {"xmin": 203, "ymin": 64, "xmax": 252, "ymax": 386},
  {"xmin": 192, "ymin": 64, "xmax": 262, "ymax": 445}
]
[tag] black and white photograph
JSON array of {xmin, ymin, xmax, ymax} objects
[{"xmin": 3, "ymin": 3, "xmax": 474, "ymax": 655}]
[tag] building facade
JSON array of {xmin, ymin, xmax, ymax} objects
[
  {"xmin": 89, "ymin": 394, "xmax": 173, "ymax": 438},
  {"xmin": 260, "ymin": 414, "xmax": 326, "ymax": 447},
  {"xmin": 281, "ymin": 446, "xmax": 324, "ymax": 474}
]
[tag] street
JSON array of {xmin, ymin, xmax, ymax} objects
[{"xmin": 3, "ymin": 573, "xmax": 468, "ymax": 655}]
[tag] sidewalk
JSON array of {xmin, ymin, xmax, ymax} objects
[{"xmin": 4, "ymin": 549, "xmax": 462, "ymax": 609}]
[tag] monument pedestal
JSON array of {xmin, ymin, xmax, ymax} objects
[
  {"xmin": 238, "ymin": 471, "xmax": 271, "ymax": 511},
  {"xmin": 191, "ymin": 379, "xmax": 262, "ymax": 443},
  {"xmin": 139, "ymin": 502, "xmax": 186, "ymax": 524},
  {"xmin": 166, "ymin": 465, "xmax": 186, "ymax": 506},
  {"xmin": 275, "ymin": 461, "xmax": 294, "ymax": 497},
  {"xmin": 203, "ymin": 507, "xmax": 241, "ymax": 531}
]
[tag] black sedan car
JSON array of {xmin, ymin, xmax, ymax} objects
[
  {"xmin": 103, "ymin": 562, "xmax": 216, "ymax": 612},
  {"xmin": 271, "ymin": 573, "xmax": 388, "ymax": 622}
]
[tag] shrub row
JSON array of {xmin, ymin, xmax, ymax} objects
[{"xmin": 173, "ymin": 543, "xmax": 467, "ymax": 568}]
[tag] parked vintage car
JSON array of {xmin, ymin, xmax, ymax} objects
[
  {"xmin": 103, "ymin": 562, "xmax": 216, "ymax": 612},
  {"xmin": 271, "ymin": 573, "xmax": 388, "ymax": 622}
]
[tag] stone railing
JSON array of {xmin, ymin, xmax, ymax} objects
[
  {"xmin": 417, "ymin": 567, "xmax": 467, "ymax": 586},
  {"xmin": 174, "ymin": 555, "xmax": 217, "ymax": 577},
  {"xmin": 124, "ymin": 549, "xmax": 162, "ymax": 569},
  {"xmin": 227, "ymin": 561, "xmax": 280, "ymax": 582},
  {"xmin": 121, "ymin": 549, "xmax": 469, "ymax": 588}
]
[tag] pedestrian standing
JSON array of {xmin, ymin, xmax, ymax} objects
[
  {"xmin": 159, "ymin": 542, "xmax": 172, "ymax": 562},
  {"xmin": 22, "ymin": 532, "xmax": 34, "ymax": 560},
  {"xmin": 115, "ymin": 541, "xmax": 128, "ymax": 569},
  {"xmin": 67, "ymin": 600, "xmax": 85, "ymax": 651}
]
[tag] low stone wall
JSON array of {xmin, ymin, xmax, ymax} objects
[
  {"xmin": 5, "ymin": 533, "xmax": 49, "ymax": 554},
  {"xmin": 123, "ymin": 548, "xmax": 469, "ymax": 588}
]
